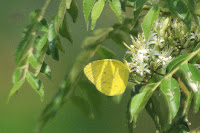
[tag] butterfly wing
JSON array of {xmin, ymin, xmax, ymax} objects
[{"xmin": 84, "ymin": 59, "xmax": 129, "ymax": 96}]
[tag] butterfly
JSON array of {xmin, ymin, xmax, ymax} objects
[{"xmin": 84, "ymin": 59, "xmax": 130, "ymax": 96}]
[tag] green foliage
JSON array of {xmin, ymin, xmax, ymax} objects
[{"xmin": 10, "ymin": 0, "xmax": 200, "ymax": 132}]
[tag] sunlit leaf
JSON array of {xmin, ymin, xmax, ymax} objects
[
  {"xmin": 166, "ymin": 54, "xmax": 189, "ymax": 73},
  {"xmin": 109, "ymin": 0, "xmax": 122, "ymax": 23},
  {"xmin": 8, "ymin": 79, "xmax": 25, "ymax": 102},
  {"xmin": 83, "ymin": 0, "xmax": 95, "ymax": 29},
  {"xmin": 91, "ymin": 0, "xmax": 105, "ymax": 30},
  {"xmin": 165, "ymin": 0, "xmax": 191, "ymax": 28},
  {"xmin": 12, "ymin": 69, "xmax": 21, "ymax": 84},
  {"xmin": 26, "ymin": 71, "xmax": 44, "ymax": 101},
  {"xmin": 59, "ymin": 15, "xmax": 73, "ymax": 43},
  {"xmin": 130, "ymin": 83, "xmax": 156, "ymax": 124},
  {"xmin": 57, "ymin": 0, "xmax": 72, "ymax": 27},
  {"xmin": 160, "ymin": 78, "xmax": 180, "ymax": 122},
  {"xmin": 142, "ymin": 5, "xmax": 159, "ymax": 39},
  {"xmin": 15, "ymin": 35, "xmax": 33, "ymax": 65}
]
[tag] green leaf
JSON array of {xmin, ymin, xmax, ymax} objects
[
  {"xmin": 83, "ymin": 0, "xmax": 96, "ymax": 29},
  {"xmin": 57, "ymin": 0, "xmax": 72, "ymax": 27},
  {"xmin": 79, "ymin": 80, "xmax": 102, "ymax": 115},
  {"xmin": 48, "ymin": 18, "xmax": 57, "ymax": 53},
  {"xmin": 166, "ymin": 54, "xmax": 189, "ymax": 73},
  {"xmin": 52, "ymin": 47, "xmax": 59, "ymax": 61},
  {"xmin": 146, "ymin": 91, "xmax": 170, "ymax": 131},
  {"xmin": 194, "ymin": 90, "xmax": 200, "ymax": 113},
  {"xmin": 29, "ymin": 55, "xmax": 38, "ymax": 69},
  {"xmin": 56, "ymin": 36, "xmax": 65, "ymax": 53},
  {"xmin": 82, "ymin": 28, "xmax": 113, "ymax": 48},
  {"xmin": 165, "ymin": 0, "xmax": 191, "ymax": 28},
  {"xmin": 12, "ymin": 69, "xmax": 21, "ymax": 84},
  {"xmin": 35, "ymin": 34, "xmax": 48, "ymax": 76},
  {"xmin": 59, "ymin": 15, "xmax": 73, "ymax": 43},
  {"xmin": 15, "ymin": 35, "xmax": 33, "ymax": 65},
  {"xmin": 188, "ymin": 64, "xmax": 200, "ymax": 82},
  {"xmin": 8, "ymin": 79, "xmax": 25, "ymax": 102},
  {"xmin": 97, "ymin": 46, "xmax": 116, "ymax": 59},
  {"xmin": 160, "ymin": 78, "xmax": 180, "ymax": 122},
  {"xmin": 35, "ymin": 18, "xmax": 49, "ymax": 32},
  {"xmin": 142, "ymin": 5, "xmax": 159, "ymax": 39},
  {"xmin": 109, "ymin": 0, "xmax": 122, "ymax": 23},
  {"xmin": 36, "ymin": 33, "xmax": 48, "ymax": 58},
  {"xmin": 129, "ymin": 83, "xmax": 156, "ymax": 124},
  {"xmin": 91, "ymin": 0, "xmax": 105, "ymax": 30},
  {"xmin": 186, "ymin": 0, "xmax": 199, "ymax": 25},
  {"xmin": 26, "ymin": 71, "xmax": 44, "ymax": 101},
  {"xmin": 29, "ymin": 9, "xmax": 41, "ymax": 23},
  {"xmin": 40, "ymin": 62, "xmax": 52, "ymax": 80},
  {"xmin": 70, "ymin": 96, "xmax": 94, "ymax": 119},
  {"xmin": 168, "ymin": 124, "xmax": 189, "ymax": 133},
  {"xmin": 67, "ymin": 0, "xmax": 79, "ymax": 23},
  {"xmin": 134, "ymin": 0, "xmax": 148, "ymax": 11}
]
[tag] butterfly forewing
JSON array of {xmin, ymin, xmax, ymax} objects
[{"xmin": 84, "ymin": 59, "xmax": 129, "ymax": 96}]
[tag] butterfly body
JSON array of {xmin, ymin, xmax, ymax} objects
[{"xmin": 84, "ymin": 59, "xmax": 129, "ymax": 96}]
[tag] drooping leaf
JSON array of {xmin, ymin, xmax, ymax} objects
[
  {"xmin": 142, "ymin": 5, "xmax": 160, "ymax": 39},
  {"xmin": 8, "ymin": 79, "xmax": 25, "ymax": 102},
  {"xmin": 67, "ymin": 0, "xmax": 79, "ymax": 23},
  {"xmin": 165, "ymin": 0, "xmax": 191, "ymax": 28},
  {"xmin": 29, "ymin": 55, "xmax": 38, "ymax": 69},
  {"xmin": 83, "ymin": 0, "xmax": 96, "ymax": 29},
  {"xmin": 26, "ymin": 71, "xmax": 44, "ymax": 101},
  {"xmin": 166, "ymin": 54, "xmax": 189, "ymax": 73},
  {"xmin": 57, "ymin": 0, "xmax": 72, "ymax": 27},
  {"xmin": 133, "ymin": 0, "xmax": 148, "ymax": 11},
  {"xmin": 12, "ymin": 69, "xmax": 21, "ymax": 84},
  {"xmin": 59, "ymin": 15, "xmax": 73, "ymax": 43},
  {"xmin": 109, "ymin": 0, "xmax": 122, "ymax": 23},
  {"xmin": 56, "ymin": 36, "xmax": 65, "ymax": 53},
  {"xmin": 129, "ymin": 83, "xmax": 157, "ymax": 124},
  {"xmin": 97, "ymin": 45, "xmax": 116, "ymax": 59},
  {"xmin": 160, "ymin": 77, "xmax": 180, "ymax": 122},
  {"xmin": 91, "ymin": 0, "xmax": 105, "ymax": 30},
  {"xmin": 35, "ymin": 18, "xmax": 49, "ymax": 32},
  {"xmin": 70, "ymin": 96, "xmax": 94, "ymax": 119},
  {"xmin": 36, "ymin": 33, "xmax": 48, "ymax": 58},
  {"xmin": 15, "ymin": 35, "xmax": 33, "ymax": 65},
  {"xmin": 48, "ymin": 17, "xmax": 57, "ymax": 54},
  {"xmin": 40, "ymin": 62, "xmax": 52, "ymax": 80},
  {"xmin": 35, "ymin": 34, "xmax": 48, "ymax": 76}
]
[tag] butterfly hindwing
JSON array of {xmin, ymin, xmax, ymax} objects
[{"xmin": 84, "ymin": 59, "xmax": 129, "ymax": 96}]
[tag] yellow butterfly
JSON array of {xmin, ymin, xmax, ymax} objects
[{"xmin": 84, "ymin": 59, "xmax": 130, "ymax": 96}]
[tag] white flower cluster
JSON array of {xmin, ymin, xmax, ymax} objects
[
  {"xmin": 124, "ymin": 17, "xmax": 200, "ymax": 81},
  {"xmin": 125, "ymin": 33, "xmax": 172, "ymax": 78}
]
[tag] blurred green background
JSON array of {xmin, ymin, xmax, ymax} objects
[{"xmin": 1, "ymin": 0, "xmax": 200, "ymax": 133}]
